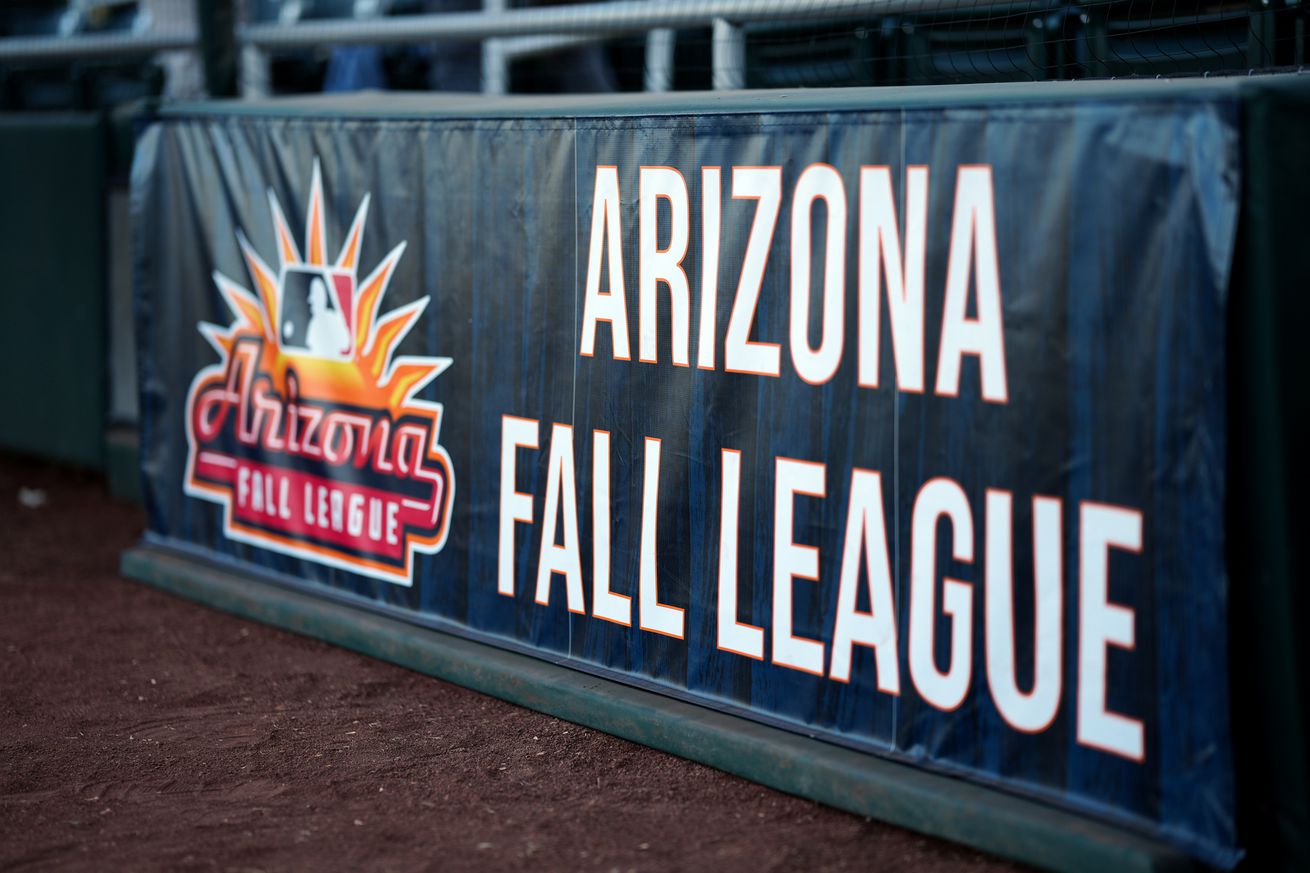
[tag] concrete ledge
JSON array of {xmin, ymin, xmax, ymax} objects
[{"xmin": 121, "ymin": 543, "xmax": 1195, "ymax": 873}]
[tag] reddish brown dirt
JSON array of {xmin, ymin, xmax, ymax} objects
[{"xmin": 0, "ymin": 454, "xmax": 1029, "ymax": 873}]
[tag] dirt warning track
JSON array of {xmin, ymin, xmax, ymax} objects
[{"xmin": 0, "ymin": 455, "xmax": 1026, "ymax": 872}]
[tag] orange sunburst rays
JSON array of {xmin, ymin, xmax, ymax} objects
[{"xmin": 199, "ymin": 160, "xmax": 450, "ymax": 412}]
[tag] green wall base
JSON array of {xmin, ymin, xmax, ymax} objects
[{"xmin": 121, "ymin": 544, "xmax": 1195, "ymax": 873}]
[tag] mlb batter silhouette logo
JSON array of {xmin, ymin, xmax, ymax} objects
[{"xmin": 278, "ymin": 267, "xmax": 354, "ymax": 359}]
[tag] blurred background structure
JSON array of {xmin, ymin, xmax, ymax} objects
[
  {"xmin": 2, "ymin": 0, "xmax": 1305, "ymax": 482},
  {"xmin": 2, "ymin": 0, "xmax": 1307, "ymax": 108}
]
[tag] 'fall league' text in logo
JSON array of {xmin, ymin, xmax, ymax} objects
[{"xmin": 184, "ymin": 161, "xmax": 454, "ymax": 585}]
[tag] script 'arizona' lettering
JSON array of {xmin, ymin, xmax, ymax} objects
[{"xmin": 184, "ymin": 160, "xmax": 455, "ymax": 585}]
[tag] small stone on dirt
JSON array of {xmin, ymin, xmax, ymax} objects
[{"xmin": 18, "ymin": 487, "xmax": 47, "ymax": 508}]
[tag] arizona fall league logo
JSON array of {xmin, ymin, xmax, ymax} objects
[{"xmin": 184, "ymin": 161, "xmax": 454, "ymax": 585}]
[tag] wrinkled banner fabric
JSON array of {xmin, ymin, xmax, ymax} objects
[{"xmin": 132, "ymin": 95, "xmax": 1239, "ymax": 866}]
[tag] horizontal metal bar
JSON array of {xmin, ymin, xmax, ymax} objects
[
  {"xmin": 238, "ymin": 0, "xmax": 987, "ymax": 49},
  {"xmin": 500, "ymin": 32, "xmax": 609, "ymax": 62},
  {"xmin": 0, "ymin": 30, "xmax": 199, "ymax": 62}
]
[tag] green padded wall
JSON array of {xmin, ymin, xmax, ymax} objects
[{"xmin": 0, "ymin": 113, "xmax": 107, "ymax": 468}]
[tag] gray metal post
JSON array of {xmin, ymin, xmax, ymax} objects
[
  {"xmin": 482, "ymin": 0, "xmax": 508, "ymax": 95},
  {"xmin": 239, "ymin": 42, "xmax": 269, "ymax": 98},
  {"xmin": 644, "ymin": 28, "xmax": 675, "ymax": 91},
  {"xmin": 711, "ymin": 17, "xmax": 744, "ymax": 90}
]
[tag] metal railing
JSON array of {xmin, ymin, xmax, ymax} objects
[
  {"xmin": 236, "ymin": 0, "xmax": 975, "ymax": 96},
  {"xmin": 0, "ymin": 29, "xmax": 198, "ymax": 62},
  {"xmin": 0, "ymin": 0, "xmax": 200, "ymax": 64},
  {"xmin": 0, "ymin": 0, "xmax": 861, "ymax": 99},
  {"xmin": 2, "ymin": 0, "xmax": 1302, "ymax": 101}
]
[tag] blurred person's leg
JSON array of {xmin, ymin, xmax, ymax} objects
[
  {"xmin": 523, "ymin": 0, "xmax": 618, "ymax": 93},
  {"xmin": 428, "ymin": 42, "xmax": 483, "ymax": 92},
  {"xmin": 324, "ymin": 45, "xmax": 389, "ymax": 92},
  {"xmin": 553, "ymin": 44, "xmax": 617, "ymax": 92},
  {"xmin": 423, "ymin": 0, "xmax": 483, "ymax": 91}
]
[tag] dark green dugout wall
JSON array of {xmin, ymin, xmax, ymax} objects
[
  {"xmin": 1227, "ymin": 76, "xmax": 1310, "ymax": 873},
  {"xmin": 0, "ymin": 113, "xmax": 107, "ymax": 469}
]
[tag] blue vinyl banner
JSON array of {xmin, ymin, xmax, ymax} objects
[{"xmin": 132, "ymin": 90, "xmax": 1240, "ymax": 865}]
